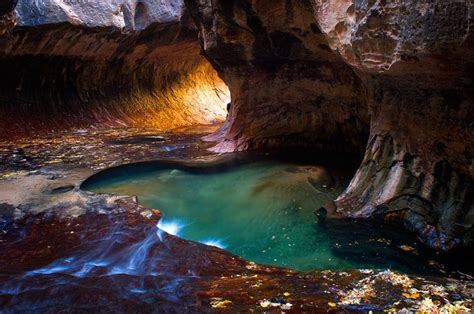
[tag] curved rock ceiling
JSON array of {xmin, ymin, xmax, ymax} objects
[
  {"xmin": 0, "ymin": 0, "xmax": 473, "ymax": 252},
  {"xmin": 0, "ymin": 0, "xmax": 229, "ymax": 137},
  {"xmin": 15, "ymin": 0, "xmax": 183, "ymax": 30}
]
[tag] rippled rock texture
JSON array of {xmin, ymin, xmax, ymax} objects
[
  {"xmin": 189, "ymin": 0, "xmax": 370, "ymax": 154},
  {"xmin": 1, "ymin": 0, "xmax": 473, "ymax": 252},
  {"xmin": 185, "ymin": 0, "xmax": 473, "ymax": 251},
  {"xmin": 0, "ymin": 208, "xmax": 472, "ymax": 312},
  {"xmin": 0, "ymin": 0, "xmax": 229, "ymax": 138}
]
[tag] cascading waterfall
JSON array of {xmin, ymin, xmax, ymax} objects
[{"xmin": 0, "ymin": 216, "xmax": 204, "ymax": 305}]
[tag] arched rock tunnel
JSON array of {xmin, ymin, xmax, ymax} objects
[
  {"xmin": 0, "ymin": 4, "xmax": 230, "ymax": 138},
  {"xmin": 0, "ymin": 0, "xmax": 472, "ymax": 252}
]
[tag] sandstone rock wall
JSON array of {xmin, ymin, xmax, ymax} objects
[
  {"xmin": 313, "ymin": 0, "xmax": 474, "ymax": 250},
  {"xmin": 185, "ymin": 0, "xmax": 370, "ymax": 153},
  {"xmin": 311, "ymin": 0, "xmax": 472, "ymax": 72},
  {"xmin": 0, "ymin": 0, "xmax": 472, "ymax": 251},
  {"xmin": 0, "ymin": 0, "xmax": 229, "ymax": 138},
  {"xmin": 15, "ymin": 0, "xmax": 182, "ymax": 30},
  {"xmin": 0, "ymin": 0, "xmax": 16, "ymax": 35},
  {"xmin": 185, "ymin": 0, "xmax": 473, "ymax": 250}
]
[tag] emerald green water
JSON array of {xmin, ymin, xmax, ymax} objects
[{"xmin": 82, "ymin": 158, "xmax": 443, "ymax": 273}]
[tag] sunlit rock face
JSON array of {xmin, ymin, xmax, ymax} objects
[
  {"xmin": 0, "ymin": 0, "xmax": 229, "ymax": 138},
  {"xmin": 185, "ymin": 0, "xmax": 473, "ymax": 251},
  {"xmin": 0, "ymin": 0, "xmax": 472, "ymax": 252},
  {"xmin": 186, "ymin": 0, "xmax": 369, "ymax": 153}
]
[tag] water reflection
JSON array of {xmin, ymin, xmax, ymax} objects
[{"xmin": 82, "ymin": 157, "xmax": 459, "ymax": 274}]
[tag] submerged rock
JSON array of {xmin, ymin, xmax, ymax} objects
[
  {"xmin": 184, "ymin": 0, "xmax": 474, "ymax": 252},
  {"xmin": 0, "ymin": 210, "xmax": 471, "ymax": 312},
  {"xmin": 1, "ymin": 0, "xmax": 472, "ymax": 251},
  {"xmin": 0, "ymin": 2, "xmax": 472, "ymax": 312}
]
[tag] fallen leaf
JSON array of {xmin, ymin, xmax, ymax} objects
[
  {"xmin": 259, "ymin": 300, "xmax": 271, "ymax": 308},
  {"xmin": 210, "ymin": 298, "xmax": 232, "ymax": 309}
]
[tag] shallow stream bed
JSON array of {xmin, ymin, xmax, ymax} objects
[{"xmin": 0, "ymin": 128, "xmax": 472, "ymax": 311}]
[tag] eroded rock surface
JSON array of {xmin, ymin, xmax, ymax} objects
[
  {"xmin": 15, "ymin": 0, "xmax": 183, "ymax": 30},
  {"xmin": 311, "ymin": 0, "xmax": 472, "ymax": 72},
  {"xmin": 313, "ymin": 0, "xmax": 474, "ymax": 251},
  {"xmin": 1, "ymin": 1, "xmax": 473, "ymax": 311},
  {"xmin": 0, "ymin": 126, "xmax": 472, "ymax": 311},
  {"xmin": 0, "ymin": 0, "xmax": 229, "ymax": 138},
  {"xmin": 1, "ymin": 209, "xmax": 471, "ymax": 312},
  {"xmin": 0, "ymin": 0, "xmax": 472, "ymax": 253},
  {"xmin": 186, "ymin": 0, "xmax": 370, "ymax": 153},
  {"xmin": 184, "ymin": 0, "xmax": 473, "ymax": 251}
]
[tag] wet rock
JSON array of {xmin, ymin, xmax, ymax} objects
[
  {"xmin": 0, "ymin": 203, "xmax": 15, "ymax": 217},
  {"xmin": 46, "ymin": 185, "xmax": 75, "ymax": 195},
  {"xmin": 108, "ymin": 135, "xmax": 166, "ymax": 145},
  {"xmin": 0, "ymin": 203, "xmax": 18, "ymax": 232},
  {"xmin": 185, "ymin": 0, "xmax": 473, "ymax": 252},
  {"xmin": 2, "ymin": 0, "xmax": 471, "ymax": 253},
  {"xmin": 0, "ymin": 1, "xmax": 229, "ymax": 139},
  {"xmin": 0, "ymin": 193, "xmax": 471, "ymax": 311},
  {"xmin": 0, "ymin": 204, "xmax": 14, "ymax": 232}
]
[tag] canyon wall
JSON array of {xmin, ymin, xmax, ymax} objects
[
  {"xmin": 320, "ymin": 0, "xmax": 473, "ymax": 251},
  {"xmin": 186, "ymin": 0, "xmax": 370, "ymax": 153},
  {"xmin": 185, "ymin": 0, "xmax": 473, "ymax": 250},
  {"xmin": 0, "ymin": 0, "xmax": 229, "ymax": 138},
  {"xmin": 0, "ymin": 0, "xmax": 472, "ymax": 251}
]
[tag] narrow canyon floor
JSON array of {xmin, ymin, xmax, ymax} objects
[{"xmin": 0, "ymin": 126, "xmax": 472, "ymax": 312}]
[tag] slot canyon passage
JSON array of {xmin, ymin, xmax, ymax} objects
[{"xmin": 0, "ymin": 0, "xmax": 473, "ymax": 311}]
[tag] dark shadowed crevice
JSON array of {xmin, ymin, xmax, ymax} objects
[
  {"xmin": 0, "ymin": 0, "xmax": 16, "ymax": 15},
  {"xmin": 134, "ymin": 2, "xmax": 148, "ymax": 31}
]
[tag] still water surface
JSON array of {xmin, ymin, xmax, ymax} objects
[{"xmin": 83, "ymin": 157, "xmax": 448, "ymax": 274}]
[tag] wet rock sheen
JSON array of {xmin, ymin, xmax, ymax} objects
[{"xmin": 0, "ymin": 0, "xmax": 472, "ymax": 254}]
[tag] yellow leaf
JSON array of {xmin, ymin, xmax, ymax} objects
[
  {"xmin": 399, "ymin": 245, "xmax": 416, "ymax": 252},
  {"xmin": 283, "ymin": 292, "xmax": 291, "ymax": 297},
  {"xmin": 328, "ymin": 302, "xmax": 336, "ymax": 307},
  {"xmin": 210, "ymin": 299, "xmax": 232, "ymax": 309},
  {"xmin": 402, "ymin": 292, "xmax": 421, "ymax": 299}
]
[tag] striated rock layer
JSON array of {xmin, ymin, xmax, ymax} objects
[
  {"xmin": 0, "ymin": 0, "xmax": 229, "ymax": 138},
  {"xmin": 185, "ymin": 0, "xmax": 473, "ymax": 251},
  {"xmin": 188, "ymin": 0, "xmax": 370, "ymax": 154},
  {"xmin": 314, "ymin": 0, "xmax": 474, "ymax": 251},
  {"xmin": 0, "ymin": 0, "xmax": 472, "ymax": 252}
]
